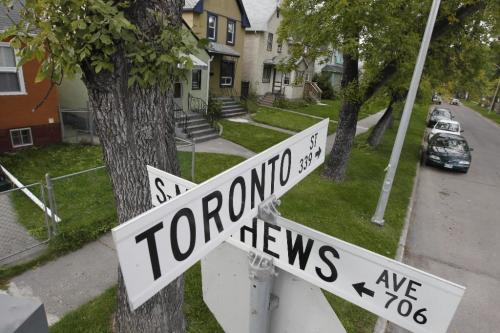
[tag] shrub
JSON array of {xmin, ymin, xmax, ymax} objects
[
  {"xmin": 207, "ymin": 95, "xmax": 222, "ymax": 124},
  {"xmin": 313, "ymin": 73, "xmax": 335, "ymax": 100}
]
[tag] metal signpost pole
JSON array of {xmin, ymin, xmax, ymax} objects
[{"xmin": 371, "ymin": 0, "xmax": 441, "ymax": 226}]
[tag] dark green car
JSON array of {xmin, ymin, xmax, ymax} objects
[{"xmin": 423, "ymin": 133, "xmax": 472, "ymax": 173}]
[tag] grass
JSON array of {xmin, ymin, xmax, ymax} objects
[
  {"xmin": 0, "ymin": 145, "xmax": 244, "ymax": 283},
  {"xmin": 49, "ymin": 99, "xmax": 429, "ymax": 333},
  {"xmin": 251, "ymin": 107, "xmax": 337, "ymax": 134},
  {"xmin": 463, "ymin": 100, "xmax": 500, "ymax": 125},
  {"xmin": 219, "ymin": 119, "xmax": 290, "ymax": 153}
]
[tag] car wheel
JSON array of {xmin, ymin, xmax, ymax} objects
[
  {"xmin": 420, "ymin": 151, "xmax": 427, "ymax": 166},
  {"xmin": 462, "ymin": 168, "xmax": 469, "ymax": 174}
]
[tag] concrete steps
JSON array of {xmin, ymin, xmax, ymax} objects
[
  {"xmin": 258, "ymin": 93, "xmax": 276, "ymax": 107},
  {"xmin": 176, "ymin": 112, "xmax": 219, "ymax": 143},
  {"xmin": 215, "ymin": 97, "xmax": 247, "ymax": 118}
]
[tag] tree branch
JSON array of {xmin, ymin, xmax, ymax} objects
[{"xmin": 362, "ymin": 0, "xmax": 487, "ymax": 103}]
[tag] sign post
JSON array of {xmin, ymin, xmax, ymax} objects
[{"xmin": 146, "ymin": 168, "xmax": 465, "ymax": 333}]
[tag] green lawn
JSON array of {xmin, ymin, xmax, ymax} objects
[
  {"xmin": 251, "ymin": 107, "xmax": 337, "ymax": 134},
  {"xmin": 220, "ymin": 119, "xmax": 290, "ymax": 153},
  {"xmin": 0, "ymin": 146, "xmax": 244, "ymax": 280},
  {"xmin": 50, "ymin": 100, "xmax": 429, "ymax": 333},
  {"xmin": 463, "ymin": 100, "xmax": 500, "ymax": 125}
]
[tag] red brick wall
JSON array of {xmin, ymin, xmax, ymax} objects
[{"xmin": 0, "ymin": 124, "xmax": 61, "ymax": 152}]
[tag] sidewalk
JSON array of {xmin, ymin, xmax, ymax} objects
[{"xmin": 3, "ymin": 109, "xmax": 385, "ymax": 325}]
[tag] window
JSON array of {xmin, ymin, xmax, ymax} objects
[
  {"xmin": 10, "ymin": 128, "xmax": 33, "ymax": 148},
  {"xmin": 192, "ymin": 69, "xmax": 202, "ymax": 90},
  {"xmin": 283, "ymin": 73, "xmax": 290, "ymax": 85},
  {"xmin": 267, "ymin": 33, "xmax": 273, "ymax": 51},
  {"xmin": 207, "ymin": 13, "xmax": 218, "ymax": 41},
  {"xmin": 262, "ymin": 65, "xmax": 272, "ymax": 83},
  {"xmin": 174, "ymin": 82, "xmax": 182, "ymax": 98},
  {"xmin": 294, "ymin": 71, "xmax": 304, "ymax": 85},
  {"xmin": 226, "ymin": 20, "xmax": 235, "ymax": 45},
  {"xmin": 220, "ymin": 61, "xmax": 235, "ymax": 87},
  {"xmin": 277, "ymin": 42, "xmax": 282, "ymax": 53},
  {"xmin": 0, "ymin": 43, "xmax": 26, "ymax": 95},
  {"xmin": 334, "ymin": 50, "xmax": 343, "ymax": 65}
]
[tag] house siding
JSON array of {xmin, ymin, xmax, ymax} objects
[
  {"xmin": 0, "ymin": 57, "xmax": 61, "ymax": 152},
  {"xmin": 183, "ymin": 0, "xmax": 247, "ymax": 97}
]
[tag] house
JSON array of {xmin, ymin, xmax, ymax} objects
[
  {"xmin": 183, "ymin": 0, "xmax": 250, "ymax": 99},
  {"xmin": 314, "ymin": 49, "xmax": 344, "ymax": 92},
  {"xmin": 0, "ymin": 4, "xmax": 61, "ymax": 152},
  {"xmin": 241, "ymin": 0, "xmax": 316, "ymax": 104},
  {"xmin": 58, "ymin": 21, "xmax": 217, "ymax": 142}
]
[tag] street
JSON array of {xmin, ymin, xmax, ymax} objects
[{"xmin": 387, "ymin": 103, "xmax": 500, "ymax": 332}]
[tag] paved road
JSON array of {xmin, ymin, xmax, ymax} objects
[{"xmin": 387, "ymin": 104, "xmax": 500, "ymax": 333}]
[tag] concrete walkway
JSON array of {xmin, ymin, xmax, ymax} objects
[{"xmin": 4, "ymin": 109, "xmax": 385, "ymax": 325}]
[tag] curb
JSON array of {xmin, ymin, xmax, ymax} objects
[{"xmin": 372, "ymin": 161, "xmax": 422, "ymax": 333}]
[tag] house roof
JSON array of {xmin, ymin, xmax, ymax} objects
[
  {"xmin": 183, "ymin": 0, "xmax": 250, "ymax": 28},
  {"xmin": 242, "ymin": 0, "xmax": 279, "ymax": 32},
  {"xmin": 322, "ymin": 64, "xmax": 344, "ymax": 73},
  {"xmin": 207, "ymin": 42, "xmax": 240, "ymax": 57},
  {"xmin": 0, "ymin": 2, "xmax": 22, "ymax": 31}
]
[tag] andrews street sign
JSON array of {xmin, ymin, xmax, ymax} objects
[
  {"xmin": 112, "ymin": 119, "xmax": 329, "ymax": 310},
  {"xmin": 148, "ymin": 168, "xmax": 465, "ymax": 333}
]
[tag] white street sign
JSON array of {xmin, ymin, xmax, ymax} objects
[
  {"xmin": 148, "ymin": 168, "xmax": 465, "ymax": 333},
  {"xmin": 112, "ymin": 119, "xmax": 329, "ymax": 310}
]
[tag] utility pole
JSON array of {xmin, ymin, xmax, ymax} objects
[
  {"xmin": 371, "ymin": 0, "xmax": 441, "ymax": 226},
  {"xmin": 489, "ymin": 76, "xmax": 500, "ymax": 114}
]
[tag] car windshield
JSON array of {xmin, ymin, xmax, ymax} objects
[
  {"xmin": 432, "ymin": 137, "xmax": 469, "ymax": 152},
  {"xmin": 435, "ymin": 122, "xmax": 459, "ymax": 132},
  {"xmin": 432, "ymin": 109, "xmax": 451, "ymax": 118}
]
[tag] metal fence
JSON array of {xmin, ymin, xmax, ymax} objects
[
  {"xmin": 0, "ymin": 183, "xmax": 53, "ymax": 265},
  {"xmin": 1, "ymin": 138, "xmax": 195, "ymax": 266},
  {"xmin": 60, "ymin": 108, "xmax": 98, "ymax": 145}
]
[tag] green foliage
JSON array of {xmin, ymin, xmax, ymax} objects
[
  {"xmin": 313, "ymin": 73, "xmax": 335, "ymax": 100},
  {"xmin": 207, "ymin": 95, "xmax": 222, "ymax": 124},
  {"xmin": 0, "ymin": 0, "xmax": 195, "ymax": 88},
  {"xmin": 272, "ymin": 97, "xmax": 309, "ymax": 109},
  {"xmin": 241, "ymin": 94, "xmax": 260, "ymax": 114}
]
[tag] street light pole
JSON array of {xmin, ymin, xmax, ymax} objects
[
  {"xmin": 489, "ymin": 77, "xmax": 500, "ymax": 114},
  {"xmin": 371, "ymin": 0, "xmax": 441, "ymax": 226}
]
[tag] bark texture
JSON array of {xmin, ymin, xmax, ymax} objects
[
  {"xmin": 322, "ymin": 54, "xmax": 361, "ymax": 182},
  {"xmin": 81, "ymin": 0, "xmax": 186, "ymax": 332},
  {"xmin": 367, "ymin": 98, "xmax": 395, "ymax": 147}
]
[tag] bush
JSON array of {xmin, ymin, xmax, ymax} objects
[
  {"xmin": 207, "ymin": 95, "xmax": 222, "ymax": 124},
  {"xmin": 313, "ymin": 73, "xmax": 335, "ymax": 100},
  {"xmin": 242, "ymin": 94, "xmax": 259, "ymax": 114},
  {"xmin": 273, "ymin": 97, "xmax": 309, "ymax": 109}
]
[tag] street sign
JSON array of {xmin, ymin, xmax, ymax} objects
[
  {"xmin": 112, "ymin": 119, "xmax": 329, "ymax": 310},
  {"xmin": 148, "ymin": 168, "xmax": 465, "ymax": 333}
]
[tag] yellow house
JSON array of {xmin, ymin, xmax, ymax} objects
[{"xmin": 183, "ymin": 0, "xmax": 250, "ymax": 98}]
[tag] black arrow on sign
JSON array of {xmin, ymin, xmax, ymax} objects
[
  {"xmin": 352, "ymin": 282, "xmax": 375, "ymax": 298},
  {"xmin": 315, "ymin": 146, "xmax": 322, "ymax": 158}
]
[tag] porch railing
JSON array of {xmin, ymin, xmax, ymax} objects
[
  {"xmin": 304, "ymin": 81, "xmax": 322, "ymax": 102},
  {"xmin": 188, "ymin": 93, "xmax": 208, "ymax": 115},
  {"xmin": 173, "ymin": 100, "xmax": 187, "ymax": 134}
]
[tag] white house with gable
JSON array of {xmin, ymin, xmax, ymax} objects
[{"xmin": 241, "ymin": 0, "xmax": 315, "ymax": 102}]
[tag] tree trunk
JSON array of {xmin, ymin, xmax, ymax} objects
[
  {"xmin": 367, "ymin": 98, "xmax": 395, "ymax": 147},
  {"xmin": 81, "ymin": 0, "xmax": 186, "ymax": 332},
  {"xmin": 322, "ymin": 54, "xmax": 360, "ymax": 182}
]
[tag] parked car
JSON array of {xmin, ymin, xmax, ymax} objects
[
  {"xmin": 450, "ymin": 98, "xmax": 460, "ymax": 105},
  {"xmin": 432, "ymin": 95, "xmax": 442, "ymax": 104},
  {"xmin": 0, "ymin": 170, "xmax": 12, "ymax": 192},
  {"xmin": 427, "ymin": 107, "xmax": 453, "ymax": 128},
  {"xmin": 428, "ymin": 119, "xmax": 462, "ymax": 140},
  {"xmin": 422, "ymin": 133, "xmax": 472, "ymax": 173}
]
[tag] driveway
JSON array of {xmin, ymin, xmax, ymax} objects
[{"xmin": 387, "ymin": 104, "xmax": 500, "ymax": 332}]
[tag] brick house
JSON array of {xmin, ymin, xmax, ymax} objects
[{"xmin": 0, "ymin": 4, "xmax": 61, "ymax": 152}]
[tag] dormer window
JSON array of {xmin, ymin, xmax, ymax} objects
[{"xmin": 207, "ymin": 13, "xmax": 218, "ymax": 41}]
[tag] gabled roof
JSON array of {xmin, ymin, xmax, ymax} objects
[
  {"xmin": 0, "ymin": 2, "xmax": 22, "ymax": 31},
  {"xmin": 183, "ymin": 0, "xmax": 250, "ymax": 28},
  {"xmin": 242, "ymin": 0, "xmax": 279, "ymax": 32}
]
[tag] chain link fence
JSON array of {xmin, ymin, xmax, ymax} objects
[
  {"xmin": 60, "ymin": 108, "xmax": 98, "ymax": 145},
  {"xmin": 0, "ymin": 183, "xmax": 52, "ymax": 265},
  {"xmin": 1, "ymin": 138, "xmax": 195, "ymax": 265}
]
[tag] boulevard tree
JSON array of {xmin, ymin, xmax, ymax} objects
[
  {"xmin": 1, "ymin": 0, "xmax": 195, "ymax": 331},
  {"xmin": 278, "ymin": 0, "xmax": 494, "ymax": 181}
]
